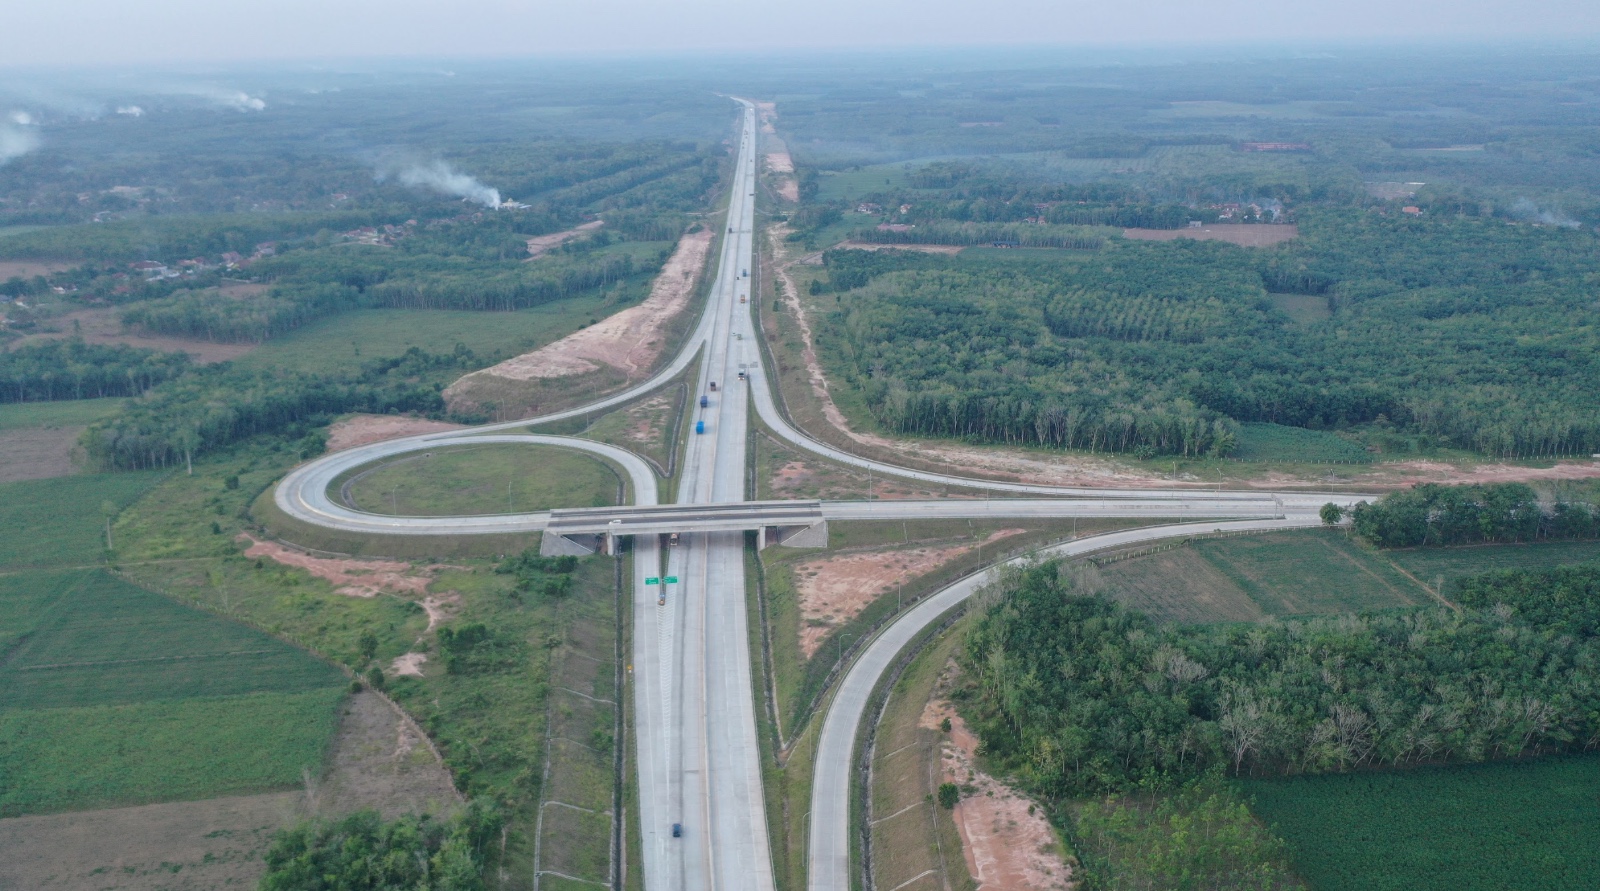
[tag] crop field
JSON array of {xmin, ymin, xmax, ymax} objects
[
  {"xmin": 344, "ymin": 443, "xmax": 620, "ymax": 516},
  {"xmin": 230, "ymin": 301, "xmax": 620, "ymax": 378},
  {"xmin": 0, "ymin": 688, "xmax": 344, "ymax": 817},
  {"xmin": 0, "ymin": 471, "xmax": 163, "ymax": 569},
  {"xmin": 1231, "ymin": 423, "xmax": 1371, "ymax": 464},
  {"xmin": 1387, "ymin": 540, "xmax": 1600, "ymax": 590},
  {"xmin": 1096, "ymin": 529, "xmax": 1428, "ymax": 622},
  {"xmin": 0, "ymin": 568, "xmax": 348, "ymax": 815},
  {"xmin": 0, "ymin": 397, "xmax": 126, "ymax": 431},
  {"xmin": 1242, "ymin": 755, "xmax": 1600, "ymax": 891}
]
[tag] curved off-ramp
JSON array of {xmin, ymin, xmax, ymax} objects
[{"xmin": 805, "ymin": 515, "xmax": 1324, "ymax": 891}]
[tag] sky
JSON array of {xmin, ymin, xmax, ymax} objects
[{"xmin": 6, "ymin": 0, "xmax": 1600, "ymax": 69}]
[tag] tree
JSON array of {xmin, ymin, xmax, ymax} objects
[
  {"xmin": 938, "ymin": 782, "xmax": 961, "ymax": 809},
  {"xmin": 1320, "ymin": 502, "xmax": 1346, "ymax": 526}
]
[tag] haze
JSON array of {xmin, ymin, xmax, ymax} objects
[{"xmin": 8, "ymin": 0, "xmax": 1600, "ymax": 68}]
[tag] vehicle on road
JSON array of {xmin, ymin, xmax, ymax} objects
[
  {"xmin": 708, "ymin": 381, "xmax": 717, "ymax": 391},
  {"xmin": 672, "ymin": 823, "xmax": 682, "ymax": 838},
  {"xmin": 700, "ymin": 395, "xmax": 710, "ymax": 408},
  {"xmin": 668, "ymin": 532, "xmax": 679, "ymax": 547},
  {"xmin": 736, "ymin": 370, "xmax": 747, "ymax": 381},
  {"xmin": 695, "ymin": 420, "xmax": 706, "ymax": 434}
]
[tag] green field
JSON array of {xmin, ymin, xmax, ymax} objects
[
  {"xmin": 0, "ymin": 569, "xmax": 347, "ymax": 815},
  {"xmin": 1097, "ymin": 529, "xmax": 1428, "ymax": 622},
  {"xmin": 1231, "ymin": 423, "xmax": 1370, "ymax": 463},
  {"xmin": 1242, "ymin": 755, "xmax": 1600, "ymax": 891},
  {"xmin": 0, "ymin": 397, "xmax": 126, "ymax": 431},
  {"xmin": 230, "ymin": 304, "xmax": 607, "ymax": 377},
  {"xmin": 0, "ymin": 688, "xmax": 344, "ymax": 816},
  {"xmin": 0, "ymin": 472, "xmax": 162, "ymax": 569},
  {"xmin": 344, "ymin": 443, "xmax": 620, "ymax": 516},
  {"xmin": 1387, "ymin": 540, "xmax": 1600, "ymax": 590}
]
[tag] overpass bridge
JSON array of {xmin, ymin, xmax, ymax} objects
[{"xmin": 536, "ymin": 496, "xmax": 1304, "ymax": 555}]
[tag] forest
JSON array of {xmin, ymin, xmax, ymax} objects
[
  {"xmin": 0, "ymin": 340, "xmax": 191, "ymax": 402},
  {"xmin": 816, "ymin": 208, "xmax": 1600, "ymax": 458},
  {"xmin": 81, "ymin": 345, "xmax": 479, "ymax": 471},
  {"xmin": 1348, "ymin": 483, "xmax": 1600, "ymax": 548},
  {"xmin": 961, "ymin": 558, "xmax": 1600, "ymax": 799}
]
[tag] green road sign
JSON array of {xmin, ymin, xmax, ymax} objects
[
  {"xmin": 664, "ymin": 576, "xmax": 679, "ymax": 584},
  {"xmin": 645, "ymin": 577, "xmax": 660, "ymax": 585}
]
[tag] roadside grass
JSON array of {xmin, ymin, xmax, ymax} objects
[
  {"xmin": 1384, "ymin": 540, "xmax": 1600, "ymax": 592},
  {"xmin": 0, "ymin": 397, "xmax": 126, "ymax": 431},
  {"xmin": 534, "ymin": 560, "xmax": 621, "ymax": 890},
  {"xmin": 0, "ymin": 471, "xmax": 163, "ymax": 569},
  {"xmin": 0, "ymin": 688, "xmax": 345, "ymax": 817},
  {"xmin": 870, "ymin": 620, "xmax": 975, "ymax": 891},
  {"xmin": 579, "ymin": 379, "xmax": 688, "ymax": 477},
  {"xmin": 342, "ymin": 443, "xmax": 619, "ymax": 516},
  {"xmin": 1089, "ymin": 529, "xmax": 1429, "ymax": 622},
  {"xmin": 1241, "ymin": 754, "xmax": 1600, "ymax": 891}
]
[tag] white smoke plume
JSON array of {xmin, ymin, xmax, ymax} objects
[
  {"xmin": 0, "ymin": 125, "xmax": 40, "ymax": 166},
  {"xmin": 116, "ymin": 105, "xmax": 145, "ymax": 117},
  {"xmin": 10, "ymin": 111, "xmax": 35, "ymax": 126},
  {"xmin": 382, "ymin": 159, "xmax": 501, "ymax": 209},
  {"xmin": 1511, "ymin": 197, "xmax": 1580, "ymax": 229}
]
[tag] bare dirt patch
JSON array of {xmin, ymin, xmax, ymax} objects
[
  {"xmin": 0, "ymin": 691, "xmax": 458, "ymax": 891},
  {"xmin": 1349, "ymin": 459, "xmax": 1600, "ymax": 488},
  {"xmin": 834, "ymin": 241, "xmax": 965, "ymax": 255},
  {"xmin": 239, "ymin": 534, "xmax": 441, "ymax": 598},
  {"xmin": 391, "ymin": 652, "xmax": 428, "ymax": 677},
  {"xmin": 923, "ymin": 677, "xmax": 1074, "ymax": 891},
  {"xmin": 446, "ymin": 228, "xmax": 712, "ymax": 404},
  {"xmin": 1122, "ymin": 224, "xmax": 1298, "ymax": 247},
  {"xmin": 0, "ymin": 427, "xmax": 82, "ymax": 482},
  {"xmin": 8, "ymin": 306, "xmax": 255, "ymax": 363},
  {"xmin": 526, "ymin": 220, "xmax": 604, "ymax": 259},
  {"xmin": 325, "ymin": 413, "xmax": 467, "ymax": 452},
  {"xmin": 793, "ymin": 530, "xmax": 1022, "ymax": 658}
]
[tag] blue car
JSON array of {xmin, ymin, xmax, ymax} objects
[
  {"xmin": 695, "ymin": 421, "xmax": 705, "ymax": 434},
  {"xmin": 672, "ymin": 823, "xmax": 682, "ymax": 838}
]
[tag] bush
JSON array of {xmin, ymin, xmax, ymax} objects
[{"xmin": 937, "ymin": 782, "xmax": 960, "ymax": 809}]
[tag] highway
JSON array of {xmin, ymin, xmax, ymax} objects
[{"xmin": 267, "ymin": 97, "xmax": 1382, "ymax": 891}]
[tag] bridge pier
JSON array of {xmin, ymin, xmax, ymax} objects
[
  {"xmin": 758, "ymin": 520, "xmax": 829, "ymax": 550},
  {"xmin": 540, "ymin": 530, "xmax": 600, "ymax": 557}
]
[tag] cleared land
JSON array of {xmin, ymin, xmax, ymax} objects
[
  {"xmin": 1243, "ymin": 755, "xmax": 1600, "ymax": 891},
  {"xmin": 0, "ymin": 399, "xmax": 129, "ymax": 482},
  {"xmin": 343, "ymin": 443, "xmax": 619, "ymax": 516},
  {"xmin": 7, "ymin": 302, "xmax": 257, "ymax": 364},
  {"xmin": 1093, "ymin": 529, "xmax": 1427, "ymax": 623},
  {"xmin": 1122, "ymin": 224, "xmax": 1299, "ymax": 246},
  {"xmin": 325, "ymin": 413, "xmax": 466, "ymax": 452}
]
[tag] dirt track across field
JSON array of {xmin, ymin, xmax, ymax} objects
[{"xmin": 526, "ymin": 220, "xmax": 604, "ymax": 259}]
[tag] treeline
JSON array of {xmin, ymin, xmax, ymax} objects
[
  {"xmin": 849, "ymin": 221, "xmax": 1109, "ymax": 250},
  {"xmin": 0, "ymin": 212, "xmax": 383, "ymax": 263},
  {"xmin": 121, "ymin": 284, "xmax": 358, "ymax": 343},
  {"xmin": 1350, "ymin": 483, "xmax": 1600, "ymax": 548},
  {"xmin": 962, "ymin": 560, "xmax": 1600, "ymax": 798},
  {"xmin": 0, "ymin": 340, "xmax": 191, "ymax": 403},
  {"xmin": 819, "ymin": 210, "xmax": 1600, "ymax": 458},
  {"xmin": 82, "ymin": 346, "xmax": 477, "ymax": 470},
  {"xmin": 121, "ymin": 246, "xmax": 654, "ymax": 342}
]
